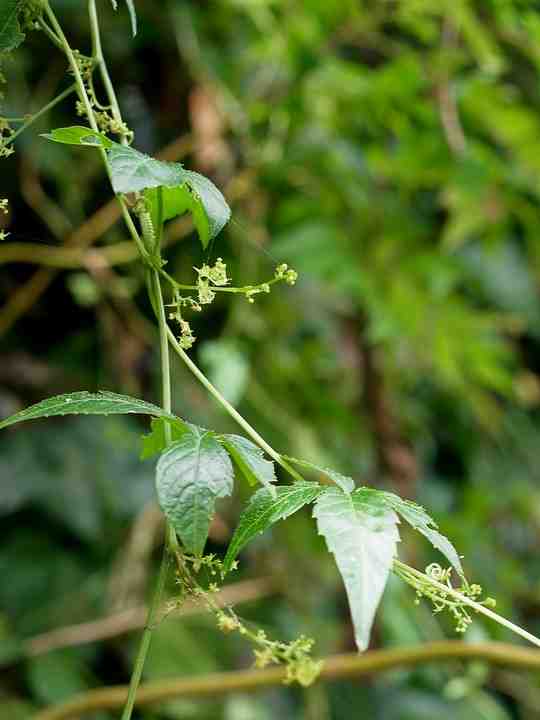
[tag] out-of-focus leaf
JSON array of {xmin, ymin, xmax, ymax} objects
[
  {"xmin": 41, "ymin": 126, "xmax": 114, "ymax": 148},
  {"xmin": 199, "ymin": 340, "xmax": 249, "ymax": 407},
  {"xmin": 0, "ymin": 0, "xmax": 25, "ymax": 52}
]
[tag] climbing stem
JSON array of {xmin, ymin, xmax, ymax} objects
[
  {"xmin": 165, "ymin": 327, "xmax": 304, "ymax": 482},
  {"xmin": 120, "ymin": 543, "xmax": 169, "ymax": 720},
  {"xmin": 88, "ymin": 0, "xmax": 128, "ymax": 143}
]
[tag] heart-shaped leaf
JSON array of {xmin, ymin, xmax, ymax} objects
[{"xmin": 156, "ymin": 426, "xmax": 234, "ymax": 556}]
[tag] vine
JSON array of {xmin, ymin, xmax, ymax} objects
[{"xmin": 1, "ymin": 1, "xmax": 540, "ymax": 718}]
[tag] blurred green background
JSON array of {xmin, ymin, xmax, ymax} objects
[{"xmin": 2, "ymin": 0, "xmax": 540, "ymax": 717}]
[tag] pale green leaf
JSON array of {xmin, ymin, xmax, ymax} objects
[
  {"xmin": 314, "ymin": 488, "xmax": 400, "ymax": 651},
  {"xmin": 0, "ymin": 0, "xmax": 25, "ymax": 53},
  {"xmin": 222, "ymin": 482, "xmax": 324, "ymax": 574},
  {"xmin": 381, "ymin": 492, "xmax": 464, "ymax": 577},
  {"xmin": 286, "ymin": 456, "xmax": 355, "ymax": 493},
  {"xmin": 0, "ymin": 391, "xmax": 171, "ymax": 430},
  {"xmin": 140, "ymin": 417, "xmax": 189, "ymax": 460},
  {"xmin": 41, "ymin": 127, "xmax": 113, "ymax": 149},
  {"xmin": 220, "ymin": 434, "xmax": 276, "ymax": 491},
  {"xmin": 107, "ymin": 144, "xmax": 230, "ymax": 247},
  {"xmin": 156, "ymin": 426, "xmax": 234, "ymax": 556}
]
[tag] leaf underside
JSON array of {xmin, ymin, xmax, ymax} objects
[
  {"xmin": 156, "ymin": 426, "xmax": 234, "ymax": 556},
  {"xmin": 314, "ymin": 488, "xmax": 400, "ymax": 652},
  {"xmin": 0, "ymin": 391, "xmax": 172, "ymax": 431}
]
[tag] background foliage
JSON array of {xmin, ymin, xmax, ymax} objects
[{"xmin": 2, "ymin": 0, "xmax": 540, "ymax": 717}]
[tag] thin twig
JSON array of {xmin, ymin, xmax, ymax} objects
[{"xmin": 33, "ymin": 641, "xmax": 540, "ymax": 720}]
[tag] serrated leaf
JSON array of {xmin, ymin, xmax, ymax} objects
[
  {"xmin": 0, "ymin": 0, "xmax": 25, "ymax": 53},
  {"xmin": 140, "ymin": 417, "xmax": 189, "ymax": 460},
  {"xmin": 220, "ymin": 434, "xmax": 276, "ymax": 491},
  {"xmin": 41, "ymin": 127, "xmax": 113, "ymax": 149},
  {"xmin": 223, "ymin": 482, "xmax": 324, "ymax": 574},
  {"xmin": 156, "ymin": 426, "xmax": 234, "ymax": 556},
  {"xmin": 314, "ymin": 488, "xmax": 400, "ymax": 651},
  {"xmin": 107, "ymin": 144, "xmax": 230, "ymax": 248},
  {"xmin": 381, "ymin": 492, "xmax": 464, "ymax": 577},
  {"xmin": 0, "ymin": 391, "xmax": 172, "ymax": 431},
  {"xmin": 286, "ymin": 456, "xmax": 355, "ymax": 493}
]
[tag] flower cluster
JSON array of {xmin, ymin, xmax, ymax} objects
[
  {"xmin": 168, "ymin": 549, "xmax": 321, "ymax": 687},
  {"xmin": 73, "ymin": 50, "xmax": 133, "ymax": 143},
  {"xmin": 395, "ymin": 561, "xmax": 496, "ymax": 635},
  {"xmin": 164, "ymin": 258, "xmax": 299, "ymax": 349}
]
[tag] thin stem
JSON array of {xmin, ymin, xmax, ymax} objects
[
  {"xmin": 37, "ymin": 16, "xmax": 64, "ymax": 50},
  {"xmin": 393, "ymin": 559, "xmax": 540, "ymax": 649},
  {"xmin": 166, "ymin": 326, "xmax": 304, "ymax": 482},
  {"xmin": 88, "ymin": 0, "xmax": 128, "ymax": 144},
  {"xmin": 153, "ymin": 271, "xmax": 172, "ymax": 445},
  {"xmin": 120, "ymin": 543, "xmax": 169, "ymax": 720},
  {"xmin": 43, "ymin": 2, "xmax": 146, "ymax": 264},
  {"xmin": 5, "ymin": 83, "xmax": 78, "ymax": 146}
]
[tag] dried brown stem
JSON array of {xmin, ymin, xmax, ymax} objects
[{"xmin": 33, "ymin": 642, "xmax": 540, "ymax": 720}]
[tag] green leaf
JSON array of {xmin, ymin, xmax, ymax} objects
[
  {"xmin": 381, "ymin": 492, "xmax": 464, "ymax": 577},
  {"xmin": 156, "ymin": 426, "xmax": 234, "ymax": 556},
  {"xmin": 222, "ymin": 482, "xmax": 324, "ymax": 574},
  {"xmin": 313, "ymin": 488, "xmax": 400, "ymax": 651},
  {"xmin": 286, "ymin": 456, "xmax": 355, "ymax": 493},
  {"xmin": 107, "ymin": 144, "xmax": 230, "ymax": 248},
  {"xmin": 220, "ymin": 434, "xmax": 276, "ymax": 491},
  {"xmin": 140, "ymin": 417, "xmax": 189, "ymax": 460},
  {"xmin": 41, "ymin": 126, "xmax": 114, "ymax": 149},
  {"xmin": 0, "ymin": 0, "xmax": 25, "ymax": 53},
  {"xmin": 0, "ymin": 391, "xmax": 171, "ymax": 430}
]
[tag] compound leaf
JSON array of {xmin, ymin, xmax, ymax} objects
[
  {"xmin": 0, "ymin": 391, "xmax": 172, "ymax": 430},
  {"xmin": 156, "ymin": 426, "xmax": 234, "ymax": 556},
  {"xmin": 42, "ymin": 127, "xmax": 113, "ymax": 149},
  {"xmin": 381, "ymin": 492, "xmax": 464, "ymax": 577},
  {"xmin": 223, "ymin": 482, "xmax": 324, "ymax": 574},
  {"xmin": 0, "ymin": 0, "xmax": 25, "ymax": 53},
  {"xmin": 220, "ymin": 434, "xmax": 276, "ymax": 491},
  {"xmin": 314, "ymin": 488, "xmax": 400, "ymax": 651}
]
